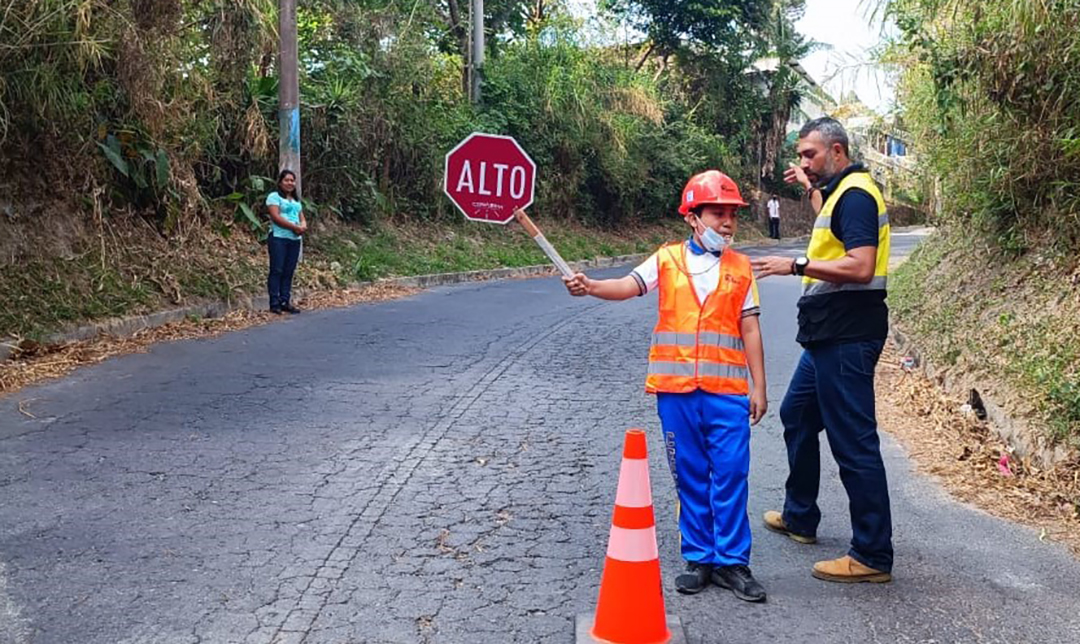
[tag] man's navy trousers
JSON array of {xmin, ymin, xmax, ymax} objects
[{"xmin": 780, "ymin": 339, "xmax": 894, "ymax": 572}]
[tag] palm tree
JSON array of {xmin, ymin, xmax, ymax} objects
[{"xmin": 757, "ymin": 0, "xmax": 817, "ymax": 182}]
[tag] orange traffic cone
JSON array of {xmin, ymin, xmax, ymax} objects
[{"xmin": 576, "ymin": 429, "xmax": 685, "ymax": 644}]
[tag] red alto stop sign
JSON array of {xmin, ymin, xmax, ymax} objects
[{"xmin": 444, "ymin": 133, "xmax": 537, "ymax": 224}]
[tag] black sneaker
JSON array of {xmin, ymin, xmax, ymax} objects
[
  {"xmin": 711, "ymin": 565, "xmax": 767, "ymax": 603},
  {"xmin": 675, "ymin": 562, "xmax": 712, "ymax": 595},
  {"xmin": 269, "ymin": 306, "xmax": 283, "ymax": 315},
  {"xmin": 281, "ymin": 303, "xmax": 301, "ymax": 314}
]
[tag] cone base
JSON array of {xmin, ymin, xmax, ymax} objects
[{"xmin": 575, "ymin": 613, "xmax": 686, "ymax": 644}]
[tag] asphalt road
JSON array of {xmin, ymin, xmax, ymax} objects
[{"xmin": 2, "ymin": 229, "xmax": 1079, "ymax": 644}]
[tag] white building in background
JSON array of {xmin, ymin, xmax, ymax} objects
[
  {"xmin": 745, "ymin": 58, "xmax": 923, "ymax": 206},
  {"xmin": 835, "ymin": 100, "xmax": 919, "ymax": 203}
]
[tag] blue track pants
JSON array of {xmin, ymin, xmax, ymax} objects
[{"xmin": 657, "ymin": 390, "xmax": 751, "ymax": 566}]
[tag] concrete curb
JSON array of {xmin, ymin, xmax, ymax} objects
[
  {"xmin": 889, "ymin": 323, "xmax": 1075, "ymax": 469},
  {"xmin": 0, "ymin": 228, "xmax": 934, "ymax": 363},
  {"xmin": 884, "ymin": 227, "xmax": 1078, "ymax": 467},
  {"xmin": 383, "ymin": 253, "xmax": 649, "ymax": 289},
  {"xmin": 0, "ymin": 252, "xmax": 650, "ymax": 363}
]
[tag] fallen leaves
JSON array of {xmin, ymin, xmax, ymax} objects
[
  {"xmin": 878, "ymin": 343, "xmax": 1080, "ymax": 557},
  {"xmin": 0, "ymin": 283, "xmax": 418, "ymax": 395}
]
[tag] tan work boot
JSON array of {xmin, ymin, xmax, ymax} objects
[
  {"xmin": 763, "ymin": 510, "xmax": 817, "ymax": 544},
  {"xmin": 812, "ymin": 555, "xmax": 892, "ymax": 583}
]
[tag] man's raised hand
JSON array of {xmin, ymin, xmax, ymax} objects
[{"xmin": 784, "ymin": 163, "xmax": 811, "ymax": 191}]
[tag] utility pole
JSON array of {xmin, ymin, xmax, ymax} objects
[
  {"xmin": 471, "ymin": 0, "xmax": 484, "ymax": 103},
  {"xmin": 279, "ymin": 0, "xmax": 301, "ymax": 196}
]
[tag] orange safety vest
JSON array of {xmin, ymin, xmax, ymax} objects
[{"xmin": 645, "ymin": 242, "xmax": 752, "ymax": 396}]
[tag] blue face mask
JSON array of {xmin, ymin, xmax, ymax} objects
[{"xmin": 696, "ymin": 216, "xmax": 728, "ymax": 253}]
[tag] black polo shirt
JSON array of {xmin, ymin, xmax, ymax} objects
[{"xmin": 796, "ymin": 164, "xmax": 889, "ymax": 347}]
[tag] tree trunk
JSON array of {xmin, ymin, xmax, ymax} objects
[
  {"xmin": 761, "ymin": 82, "xmax": 793, "ymax": 181},
  {"xmin": 446, "ymin": 0, "xmax": 470, "ymax": 96},
  {"xmin": 634, "ymin": 42, "xmax": 654, "ymax": 73},
  {"xmin": 652, "ymin": 53, "xmax": 669, "ymax": 82},
  {"xmin": 529, "ymin": 0, "xmax": 544, "ymax": 28}
]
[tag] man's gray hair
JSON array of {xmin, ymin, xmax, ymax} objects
[{"xmin": 799, "ymin": 117, "xmax": 850, "ymax": 156}]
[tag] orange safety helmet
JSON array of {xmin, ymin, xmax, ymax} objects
[{"xmin": 678, "ymin": 170, "xmax": 748, "ymax": 215}]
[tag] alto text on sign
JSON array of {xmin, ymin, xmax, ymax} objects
[{"xmin": 444, "ymin": 133, "xmax": 536, "ymax": 224}]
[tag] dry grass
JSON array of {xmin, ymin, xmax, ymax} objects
[
  {"xmin": 878, "ymin": 342, "xmax": 1080, "ymax": 557},
  {"xmin": 0, "ymin": 283, "xmax": 417, "ymax": 395}
]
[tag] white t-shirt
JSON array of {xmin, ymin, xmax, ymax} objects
[
  {"xmin": 631, "ymin": 243, "xmax": 760, "ymax": 315},
  {"xmin": 767, "ymin": 199, "xmax": 780, "ymax": 219}
]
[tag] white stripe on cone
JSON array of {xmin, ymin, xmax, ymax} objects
[
  {"xmin": 606, "ymin": 525, "xmax": 659, "ymax": 562},
  {"xmin": 614, "ymin": 459, "xmax": 653, "ymax": 508}
]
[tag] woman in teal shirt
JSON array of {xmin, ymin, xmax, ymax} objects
[{"xmin": 266, "ymin": 170, "xmax": 307, "ymax": 314}]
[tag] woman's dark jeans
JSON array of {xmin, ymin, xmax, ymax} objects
[{"xmin": 267, "ymin": 235, "xmax": 300, "ymax": 309}]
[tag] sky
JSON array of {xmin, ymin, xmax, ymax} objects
[
  {"xmin": 796, "ymin": 0, "xmax": 897, "ymax": 114},
  {"xmin": 566, "ymin": 0, "xmax": 898, "ymax": 114}
]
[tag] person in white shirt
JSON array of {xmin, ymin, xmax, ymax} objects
[{"xmin": 767, "ymin": 195, "xmax": 781, "ymax": 240}]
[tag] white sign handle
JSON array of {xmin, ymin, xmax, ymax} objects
[{"xmin": 513, "ymin": 209, "xmax": 575, "ymax": 279}]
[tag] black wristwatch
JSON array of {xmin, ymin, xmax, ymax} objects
[{"xmin": 793, "ymin": 256, "xmax": 810, "ymax": 276}]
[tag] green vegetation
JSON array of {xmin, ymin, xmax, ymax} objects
[
  {"xmin": 0, "ymin": 0, "xmax": 808, "ymax": 339},
  {"xmin": 1, "ymin": 254, "xmax": 156, "ymax": 338},
  {"xmin": 309, "ymin": 218, "xmax": 684, "ymax": 283},
  {"xmin": 1, "ymin": 215, "xmax": 705, "ymax": 340},
  {"xmin": 0, "ymin": 1, "xmax": 810, "ymax": 225},
  {"xmin": 885, "ymin": 0, "xmax": 1080, "ymax": 250},
  {"xmin": 885, "ymin": 0, "xmax": 1080, "ymax": 444},
  {"xmin": 891, "ymin": 235, "xmax": 1080, "ymax": 445}
]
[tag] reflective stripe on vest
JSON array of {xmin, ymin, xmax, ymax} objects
[
  {"xmin": 645, "ymin": 243, "xmax": 752, "ymax": 396},
  {"xmin": 802, "ymin": 171, "xmax": 890, "ymax": 297},
  {"xmin": 651, "ymin": 331, "xmax": 745, "ymax": 352},
  {"xmin": 813, "ymin": 212, "xmax": 890, "ymax": 230},
  {"xmin": 647, "ymin": 361, "xmax": 749, "ymax": 380}
]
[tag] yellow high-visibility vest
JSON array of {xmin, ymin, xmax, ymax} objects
[{"xmin": 803, "ymin": 171, "xmax": 890, "ymax": 296}]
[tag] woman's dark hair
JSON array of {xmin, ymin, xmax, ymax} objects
[{"xmin": 277, "ymin": 169, "xmax": 298, "ymax": 200}]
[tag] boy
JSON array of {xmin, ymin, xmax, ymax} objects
[{"xmin": 563, "ymin": 170, "xmax": 768, "ymax": 602}]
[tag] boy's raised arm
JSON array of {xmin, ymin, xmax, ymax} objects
[{"xmin": 562, "ymin": 273, "xmax": 642, "ymax": 301}]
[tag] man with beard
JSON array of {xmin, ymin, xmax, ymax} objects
[{"xmin": 750, "ymin": 117, "xmax": 894, "ymax": 584}]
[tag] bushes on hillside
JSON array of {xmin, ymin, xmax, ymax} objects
[
  {"xmin": 0, "ymin": 1, "xmax": 767, "ymax": 234},
  {"xmin": 887, "ymin": 0, "xmax": 1080, "ymax": 250}
]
